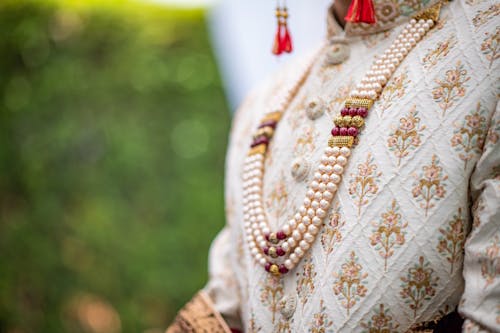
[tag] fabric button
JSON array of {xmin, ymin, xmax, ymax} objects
[
  {"xmin": 291, "ymin": 157, "xmax": 310, "ymax": 181},
  {"xmin": 324, "ymin": 43, "xmax": 350, "ymax": 65},
  {"xmin": 305, "ymin": 98, "xmax": 327, "ymax": 120},
  {"xmin": 278, "ymin": 294, "xmax": 297, "ymax": 319}
]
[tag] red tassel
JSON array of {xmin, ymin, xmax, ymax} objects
[
  {"xmin": 345, "ymin": 0, "xmax": 376, "ymax": 24},
  {"xmin": 281, "ymin": 25, "xmax": 293, "ymax": 53},
  {"xmin": 272, "ymin": 24, "xmax": 283, "ymax": 55}
]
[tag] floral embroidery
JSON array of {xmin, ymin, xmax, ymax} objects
[
  {"xmin": 437, "ymin": 207, "xmax": 466, "ymax": 274},
  {"xmin": 329, "ymin": 80, "xmax": 355, "ymax": 112},
  {"xmin": 294, "ymin": 125, "xmax": 318, "ymax": 156},
  {"xmin": 309, "ymin": 299, "xmax": 334, "ymax": 333},
  {"xmin": 412, "ymin": 155, "xmax": 448, "ymax": 217},
  {"xmin": 481, "ymin": 27, "xmax": 499, "ymax": 68},
  {"xmin": 260, "ymin": 275, "xmax": 284, "ymax": 324},
  {"xmin": 333, "ymin": 251, "xmax": 368, "ymax": 316},
  {"xmin": 349, "ymin": 154, "xmax": 382, "ymax": 217},
  {"xmin": 370, "ymin": 199, "xmax": 408, "ymax": 271},
  {"xmin": 296, "ymin": 255, "xmax": 317, "ymax": 305},
  {"xmin": 400, "ymin": 256, "xmax": 439, "ymax": 318},
  {"xmin": 321, "ymin": 204, "xmax": 346, "ymax": 257},
  {"xmin": 387, "ymin": 105, "xmax": 426, "ymax": 166},
  {"xmin": 432, "ymin": 60, "xmax": 470, "ymax": 116},
  {"xmin": 451, "ymin": 102, "xmax": 488, "ymax": 170},
  {"xmin": 472, "ymin": 3, "xmax": 500, "ymax": 29},
  {"xmin": 275, "ymin": 318, "xmax": 292, "ymax": 333},
  {"xmin": 397, "ymin": 0, "xmax": 431, "ymax": 16},
  {"xmin": 362, "ymin": 31, "xmax": 392, "ymax": 47},
  {"xmin": 480, "ymin": 235, "xmax": 500, "ymax": 288},
  {"xmin": 360, "ymin": 304, "xmax": 400, "ymax": 332},
  {"xmin": 379, "ymin": 68, "xmax": 410, "ymax": 115},
  {"xmin": 486, "ymin": 116, "xmax": 500, "ymax": 145},
  {"xmin": 247, "ymin": 310, "xmax": 262, "ymax": 333},
  {"xmin": 266, "ymin": 172, "xmax": 289, "ymax": 219},
  {"xmin": 422, "ymin": 34, "xmax": 457, "ymax": 69}
]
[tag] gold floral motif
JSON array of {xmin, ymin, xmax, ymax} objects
[
  {"xmin": 422, "ymin": 34, "xmax": 457, "ymax": 69},
  {"xmin": 349, "ymin": 153, "xmax": 382, "ymax": 217},
  {"xmin": 266, "ymin": 172, "xmax": 289, "ymax": 220},
  {"xmin": 370, "ymin": 199, "xmax": 408, "ymax": 272},
  {"xmin": 451, "ymin": 103, "xmax": 488, "ymax": 170},
  {"xmin": 379, "ymin": 68, "xmax": 410, "ymax": 115},
  {"xmin": 329, "ymin": 81, "xmax": 355, "ymax": 112},
  {"xmin": 360, "ymin": 304, "xmax": 400, "ymax": 333},
  {"xmin": 296, "ymin": 255, "xmax": 317, "ymax": 305},
  {"xmin": 309, "ymin": 299, "xmax": 334, "ymax": 333},
  {"xmin": 247, "ymin": 310, "xmax": 262, "ymax": 333},
  {"xmin": 432, "ymin": 60, "xmax": 470, "ymax": 116},
  {"xmin": 294, "ymin": 125, "xmax": 318, "ymax": 156},
  {"xmin": 333, "ymin": 251, "xmax": 368, "ymax": 316},
  {"xmin": 259, "ymin": 275, "xmax": 284, "ymax": 324},
  {"xmin": 400, "ymin": 256, "xmax": 439, "ymax": 318},
  {"xmin": 321, "ymin": 205, "xmax": 346, "ymax": 257},
  {"xmin": 275, "ymin": 318, "xmax": 292, "ymax": 333},
  {"xmin": 387, "ymin": 105, "xmax": 426, "ymax": 166},
  {"xmin": 437, "ymin": 207, "xmax": 466, "ymax": 274},
  {"xmin": 472, "ymin": 3, "xmax": 500, "ymax": 29},
  {"xmin": 481, "ymin": 27, "xmax": 499, "ymax": 69},
  {"xmin": 480, "ymin": 235, "xmax": 500, "ymax": 288},
  {"xmin": 486, "ymin": 116, "xmax": 500, "ymax": 146},
  {"xmin": 412, "ymin": 155, "xmax": 448, "ymax": 217}
]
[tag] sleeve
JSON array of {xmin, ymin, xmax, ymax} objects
[{"xmin": 459, "ymin": 101, "xmax": 500, "ymax": 333}]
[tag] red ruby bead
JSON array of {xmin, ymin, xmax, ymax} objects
[
  {"xmin": 339, "ymin": 127, "xmax": 348, "ymax": 136},
  {"xmin": 357, "ymin": 107, "xmax": 368, "ymax": 117},
  {"xmin": 341, "ymin": 107, "xmax": 349, "ymax": 116},
  {"xmin": 276, "ymin": 247, "xmax": 286, "ymax": 256},
  {"xmin": 276, "ymin": 231, "xmax": 286, "ymax": 240},
  {"xmin": 251, "ymin": 136, "xmax": 269, "ymax": 148},
  {"xmin": 264, "ymin": 233, "xmax": 270, "ymax": 241},
  {"xmin": 348, "ymin": 127, "xmax": 359, "ymax": 136},
  {"xmin": 265, "ymin": 262, "xmax": 272, "ymax": 272},
  {"xmin": 278, "ymin": 264, "xmax": 289, "ymax": 274},
  {"xmin": 349, "ymin": 108, "xmax": 358, "ymax": 116},
  {"xmin": 263, "ymin": 247, "xmax": 270, "ymax": 255},
  {"xmin": 331, "ymin": 127, "xmax": 340, "ymax": 136}
]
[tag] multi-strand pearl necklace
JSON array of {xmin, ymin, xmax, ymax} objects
[{"xmin": 242, "ymin": 17, "xmax": 437, "ymax": 276}]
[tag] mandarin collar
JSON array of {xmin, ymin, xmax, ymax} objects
[{"xmin": 327, "ymin": 0, "xmax": 443, "ymax": 37}]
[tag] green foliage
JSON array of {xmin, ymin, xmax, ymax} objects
[{"xmin": 0, "ymin": 1, "xmax": 230, "ymax": 332}]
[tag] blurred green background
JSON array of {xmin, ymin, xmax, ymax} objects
[{"xmin": 0, "ymin": 0, "xmax": 230, "ymax": 332}]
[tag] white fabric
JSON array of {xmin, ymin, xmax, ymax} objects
[{"xmin": 205, "ymin": 0, "xmax": 500, "ymax": 331}]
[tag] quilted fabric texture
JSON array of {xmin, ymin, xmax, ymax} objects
[{"xmin": 203, "ymin": 0, "xmax": 500, "ymax": 331}]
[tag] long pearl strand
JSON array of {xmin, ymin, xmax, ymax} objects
[{"xmin": 243, "ymin": 18, "xmax": 435, "ymax": 276}]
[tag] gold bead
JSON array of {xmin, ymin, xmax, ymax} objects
[
  {"xmin": 269, "ymin": 264, "xmax": 280, "ymax": 276},
  {"xmin": 263, "ymin": 111, "xmax": 282, "ymax": 122},
  {"xmin": 351, "ymin": 115, "xmax": 365, "ymax": 128},
  {"xmin": 269, "ymin": 233, "xmax": 278, "ymax": 244},
  {"xmin": 248, "ymin": 144, "xmax": 267, "ymax": 156},
  {"xmin": 253, "ymin": 127, "xmax": 274, "ymax": 140},
  {"xmin": 334, "ymin": 116, "xmax": 344, "ymax": 127},
  {"xmin": 328, "ymin": 136, "xmax": 354, "ymax": 148},
  {"xmin": 343, "ymin": 115, "xmax": 352, "ymax": 127},
  {"xmin": 268, "ymin": 247, "xmax": 278, "ymax": 258},
  {"xmin": 345, "ymin": 98, "xmax": 373, "ymax": 109}
]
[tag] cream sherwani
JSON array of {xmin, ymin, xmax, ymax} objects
[{"xmin": 201, "ymin": 0, "xmax": 500, "ymax": 332}]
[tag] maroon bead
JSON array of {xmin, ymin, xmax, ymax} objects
[
  {"xmin": 278, "ymin": 264, "xmax": 289, "ymax": 274},
  {"xmin": 340, "ymin": 107, "xmax": 349, "ymax": 116},
  {"xmin": 276, "ymin": 247, "xmax": 286, "ymax": 256},
  {"xmin": 265, "ymin": 262, "xmax": 272, "ymax": 272},
  {"xmin": 349, "ymin": 108, "xmax": 358, "ymax": 116},
  {"xmin": 357, "ymin": 107, "xmax": 368, "ymax": 117},
  {"xmin": 339, "ymin": 127, "xmax": 348, "ymax": 136},
  {"xmin": 331, "ymin": 127, "xmax": 340, "ymax": 136},
  {"xmin": 263, "ymin": 247, "xmax": 269, "ymax": 255},
  {"xmin": 276, "ymin": 230, "xmax": 286, "ymax": 240},
  {"xmin": 258, "ymin": 120, "xmax": 277, "ymax": 129},
  {"xmin": 348, "ymin": 127, "xmax": 359, "ymax": 136},
  {"xmin": 251, "ymin": 136, "xmax": 269, "ymax": 148},
  {"xmin": 264, "ymin": 233, "xmax": 270, "ymax": 241}
]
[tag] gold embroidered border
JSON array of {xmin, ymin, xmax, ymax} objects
[{"xmin": 166, "ymin": 291, "xmax": 232, "ymax": 333}]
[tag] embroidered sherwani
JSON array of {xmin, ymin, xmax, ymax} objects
[{"xmin": 168, "ymin": 0, "xmax": 500, "ymax": 332}]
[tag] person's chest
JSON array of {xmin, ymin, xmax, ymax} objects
[{"xmin": 223, "ymin": 8, "xmax": 497, "ymax": 331}]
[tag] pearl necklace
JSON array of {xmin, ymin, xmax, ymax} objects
[{"xmin": 243, "ymin": 17, "xmax": 436, "ymax": 276}]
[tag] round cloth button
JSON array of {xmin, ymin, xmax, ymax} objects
[
  {"xmin": 290, "ymin": 157, "xmax": 310, "ymax": 181},
  {"xmin": 305, "ymin": 98, "xmax": 327, "ymax": 120},
  {"xmin": 324, "ymin": 43, "xmax": 350, "ymax": 65},
  {"xmin": 278, "ymin": 294, "xmax": 297, "ymax": 319}
]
